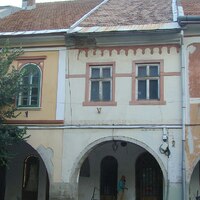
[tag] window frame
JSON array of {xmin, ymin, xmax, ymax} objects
[
  {"xmin": 136, "ymin": 64, "xmax": 160, "ymax": 100},
  {"xmin": 130, "ymin": 60, "xmax": 166, "ymax": 105},
  {"xmin": 83, "ymin": 62, "xmax": 117, "ymax": 106},
  {"xmin": 17, "ymin": 63, "xmax": 42, "ymax": 108}
]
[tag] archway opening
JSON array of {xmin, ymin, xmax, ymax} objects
[
  {"xmin": 3, "ymin": 141, "xmax": 49, "ymax": 200},
  {"xmin": 189, "ymin": 161, "xmax": 200, "ymax": 199},
  {"xmin": 78, "ymin": 140, "xmax": 165, "ymax": 200}
]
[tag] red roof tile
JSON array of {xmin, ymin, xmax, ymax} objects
[
  {"xmin": 80, "ymin": 0, "xmax": 173, "ymax": 27},
  {"xmin": 181, "ymin": 0, "xmax": 200, "ymax": 15},
  {"xmin": 0, "ymin": 0, "xmax": 103, "ymax": 32}
]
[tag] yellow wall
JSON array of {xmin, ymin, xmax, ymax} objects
[{"xmin": 12, "ymin": 51, "xmax": 59, "ymax": 121}]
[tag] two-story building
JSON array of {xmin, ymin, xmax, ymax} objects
[{"xmin": 1, "ymin": 0, "xmax": 198, "ymax": 200}]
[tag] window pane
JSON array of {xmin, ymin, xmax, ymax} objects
[
  {"xmin": 150, "ymin": 66, "xmax": 159, "ymax": 76},
  {"xmin": 91, "ymin": 81, "xmax": 99, "ymax": 101},
  {"xmin": 102, "ymin": 81, "xmax": 111, "ymax": 101},
  {"xmin": 31, "ymin": 87, "xmax": 38, "ymax": 96},
  {"xmin": 150, "ymin": 80, "xmax": 158, "ymax": 99},
  {"xmin": 102, "ymin": 68, "xmax": 111, "ymax": 78},
  {"xmin": 31, "ymin": 96, "xmax": 38, "ymax": 105},
  {"xmin": 22, "ymin": 97, "xmax": 28, "ymax": 105},
  {"xmin": 138, "ymin": 66, "xmax": 147, "ymax": 77},
  {"xmin": 138, "ymin": 80, "xmax": 147, "ymax": 99},
  {"xmin": 32, "ymin": 76, "xmax": 39, "ymax": 84},
  {"xmin": 91, "ymin": 68, "xmax": 100, "ymax": 78}
]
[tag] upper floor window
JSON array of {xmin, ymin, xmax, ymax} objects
[
  {"xmin": 90, "ymin": 67, "xmax": 112, "ymax": 101},
  {"xmin": 130, "ymin": 60, "xmax": 165, "ymax": 105},
  {"xmin": 83, "ymin": 62, "xmax": 117, "ymax": 106},
  {"xmin": 137, "ymin": 64, "xmax": 159, "ymax": 100},
  {"xmin": 17, "ymin": 64, "xmax": 41, "ymax": 108}
]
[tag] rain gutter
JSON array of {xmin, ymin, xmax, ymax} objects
[{"xmin": 178, "ymin": 16, "xmax": 200, "ymax": 25}]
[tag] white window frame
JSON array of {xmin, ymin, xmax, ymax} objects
[
  {"xmin": 17, "ymin": 63, "xmax": 42, "ymax": 108},
  {"xmin": 90, "ymin": 66, "xmax": 112, "ymax": 102},
  {"xmin": 136, "ymin": 64, "xmax": 160, "ymax": 100}
]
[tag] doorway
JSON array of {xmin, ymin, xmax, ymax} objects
[
  {"xmin": 0, "ymin": 165, "xmax": 6, "ymax": 200},
  {"xmin": 136, "ymin": 152, "xmax": 163, "ymax": 200},
  {"xmin": 100, "ymin": 156, "xmax": 118, "ymax": 200}
]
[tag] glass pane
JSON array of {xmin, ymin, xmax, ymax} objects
[
  {"xmin": 31, "ymin": 96, "xmax": 38, "ymax": 105},
  {"xmin": 91, "ymin": 68, "xmax": 100, "ymax": 78},
  {"xmin": 150, "ymin": 80, "xmax": 158, "ymax": 99},
  {"xmin": 32, "ymin": 76, "xmax": 39, "ymax": 84},
  {"xmin": 91, "ymin": 81, "xmax": 99, "ymax": 101},
  {"xmin": 138, "ymin": 66, "xmax": 147, "ymax": 77},
  {"xmin": 22, "ymin": 97, "xmax": 28, "ymax": 105},
  {"xmin": 150, "ymin": 66, "xmax": 159, "ymax": 76},
  {"xmin": 22, "ymin": 76, "xmax": 29, "ymax": 84},
  {"xmin": 31, "ymin": 87, "xmax": 38, "ymax": 96},
  {"xmin": 138, "ymin": 80, "xmax": 146, "ymax": 99},
  {"xmin": 102, "ymin": 68, "xmax": 111, "ymax": 78},
  {"xmin": 102, "ymin": 81, "xmax": 111, "ymax": 101}
]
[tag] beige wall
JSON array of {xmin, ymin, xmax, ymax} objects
[{"xmin": 12, "ymin": 51, "xmax": 59, "ymax": 121}]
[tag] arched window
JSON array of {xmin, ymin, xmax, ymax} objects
[{"xmin": 17, "ymin": 64, "xmax": 41, "ymax": 107}]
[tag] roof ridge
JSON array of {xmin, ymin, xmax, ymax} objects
[{"xmin": 68, "ymin": 0, "xmax": 109, "ymax": 33}]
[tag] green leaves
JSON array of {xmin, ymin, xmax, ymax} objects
[{"xmin": 0, "ymin": 41, "xmax": 27, "ymax": 167}]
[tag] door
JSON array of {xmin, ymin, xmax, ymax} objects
[
  {"xmin": 22, "ymin": 156, "xmax": 39, "ymax": 200},
  {"xmin": 100, "ymin": 156, "xmax": 118, "ymax": 200},
  {"xmin": 136, "ymin": 152, "xmax": 163, "ymax": 200}
]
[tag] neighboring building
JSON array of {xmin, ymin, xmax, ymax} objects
[
  {"xmin": 2, "ymin": 0, "xmax": 200, "ymax": 200},
  {"xmin": 178, "ymin": 1, "xmax": 200, "ymax": 200},
  {"xmin": 0, "ymin": 6, "xmax": 21, "ymax": 19}
]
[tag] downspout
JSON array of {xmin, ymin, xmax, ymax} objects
[{"xmin": 180, "ymin": 29, "xmax": 186, "ymax": 200}]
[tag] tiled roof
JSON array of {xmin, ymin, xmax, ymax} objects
[
  {"xmin": 0, "ymin": 0, "xmax": 103, "ymax": 32},
  {"xmin": 181, "ymin": 0, "xmax": 200, "ymax": 15},
  {"xmin": 80, "ymin": 0, "xmax": 173, "ymax": 27}
]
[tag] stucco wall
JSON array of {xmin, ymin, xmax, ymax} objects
[{"xmin": 65, "ymin": 46, "xmax": 181, "ymax": 125}]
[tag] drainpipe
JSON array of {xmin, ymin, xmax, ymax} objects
[{"xmin": 180, "ymin": 29, "xmax": 186, "ymax": 200}]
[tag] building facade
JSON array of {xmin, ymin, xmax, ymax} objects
[{"xmin": 1, "ymin": 0, "xmax": 200, "ymax": 200}]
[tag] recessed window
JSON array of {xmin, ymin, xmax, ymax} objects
[
  {"xmin": 17, "ymin": 64, "xmax": 41, "ymax": 107},
  {"xmin": 137, "ymin": 64, "xmax": 159, "ymax": 100},
  {"xmin": 90, "ymin": 66, "xmax": 112, "ymax": 102}
]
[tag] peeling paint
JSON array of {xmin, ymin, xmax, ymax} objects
[
  {"xmin": 37, "ymin": 145, "xmax": 54, "ymax": 180},
  {"xmin": 187, "ymin": 127, "xmax": 194, "ymax": 154}
]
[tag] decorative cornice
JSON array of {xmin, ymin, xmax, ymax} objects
[{"xmin": 78, "ymin": 44, "xmax": 180, "ymax": 57}]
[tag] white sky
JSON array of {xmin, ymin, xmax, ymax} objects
[{"xmin": 0, "ymin": 0, "xmax": 68, "ymax": 7}]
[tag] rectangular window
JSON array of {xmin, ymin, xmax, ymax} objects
[
  {"xmin": 137, "ymin": 64, "xmax": 159, "ymax": 100},
  {"xmin": 90, "ymin": 66, "xmax": 112, "ymax": 102}
]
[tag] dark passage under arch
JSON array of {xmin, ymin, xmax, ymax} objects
[{"xmin": 136, "ymin": 152, "xmax": 163, "ymax": 200}]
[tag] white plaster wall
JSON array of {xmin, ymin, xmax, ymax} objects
[
  {"xmin": 62, "ymin": 128, "xmax": 182, "ymax": 199},
  {"xmin": 65, "ymin": 47, "xmax": 181, "ymax": 124},
  {"xmin": 78, "ymin": 142, "xmax": 144, "ymax": 200}
]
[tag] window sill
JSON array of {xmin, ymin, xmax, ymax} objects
[
  {"xmin": 83, "ymin": 101, "xmax": 117, "ymax": 106},
  {"xmin": 17, "ymin": 107, "xmax": 41, "ymax": 110},
  {"xmin": 129, "ymin": 100, "xmax": 166, "ymax": 105}
]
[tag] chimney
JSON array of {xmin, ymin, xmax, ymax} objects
[{"xmin": 22, "ymin": 0, "xmax": 36, "ymax": 10}]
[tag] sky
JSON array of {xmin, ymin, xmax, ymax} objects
[{"xmin": 0, "ymin": 0, "xmax": 68, "ymax": 7}]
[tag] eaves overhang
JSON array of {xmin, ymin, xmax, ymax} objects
[
  {"xmin": 0, "ymin": 29, "xmax": 68, "ymax": 46},
  {"xmin": 66, "ymin": 22, "xmax": 182, "ymax": 48}
]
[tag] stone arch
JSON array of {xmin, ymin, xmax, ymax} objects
[{"xmin": 69, "ymin": 135, "xmax": 167, "ymax": 200}]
